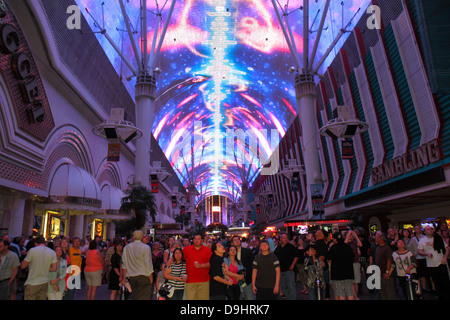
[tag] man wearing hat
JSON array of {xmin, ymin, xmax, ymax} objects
[{"xmin": 326, "ymin": 231, "xmax": 355, "ymax": 300}]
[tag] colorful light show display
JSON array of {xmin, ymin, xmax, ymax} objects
[{"xmin": 76, "ymin": 0, "xmax": 370, "ymax": 200}]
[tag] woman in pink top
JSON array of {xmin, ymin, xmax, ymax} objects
[
  {"xmin": 84, "ymin": 240, "xmax": 105, "ymax": 300},
  {"xmin": 224, "ymin": 245, "xmax": 245, "ymax": 300}
]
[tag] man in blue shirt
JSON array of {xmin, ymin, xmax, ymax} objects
[{"xmin": 264, "ymin": 231, "xmax": 275, "ymax": 252}]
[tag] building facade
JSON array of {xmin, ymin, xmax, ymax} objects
[
  {"xmin": 253, "ymin": 0, "xmax": 450, "ymax": 232},
  {"xmin": 0, "ymin": 0, "xmax": 185, "ymax": 240}
]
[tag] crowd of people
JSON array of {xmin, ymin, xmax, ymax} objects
[{"xmin": 1, "ymin": 223, "xmax": 450, "ymax": 301}]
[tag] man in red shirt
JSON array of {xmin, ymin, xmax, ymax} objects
[{"xmin": 183, "ymin": 233, "xmax": 212, "ymax": 300}]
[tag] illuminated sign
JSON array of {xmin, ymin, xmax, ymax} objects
[
  {"xmin": 92, "ymin": 219, "xmax": 103, "ymax": 238},
  {"xmin": 107, "ymin": 143, "xmax": 121, "ymax": 162},
  {"xmin": 371, "ymin": 139, "xmax": 442, "ymax": 184},
  {"xmin": 0, "ymin": 1, "xmax": 54, "ymax": 140},
  {"xmin": 284, "ymin": 219, "xmax": 352, "ymax": 227},
  {"xmin": 212, "ymin": 206, "xmax": 221, "ymax": 212},
  {"xmin": 263, "ymin": 226, "xmax": 276, "ymax": 233},
  {"xmin": 52, "ymin": 196, "xmax": 102, "ymax": 208}
]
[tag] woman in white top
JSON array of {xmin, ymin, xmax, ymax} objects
[
  {"xmin": 47, "ymin": 246, "xmax": 68, "ymax": 300},
  {"xmin": 417, "ymin": 226, "xmax": 450, "ymax": 300},
  {"xmin": 392, "ymin": 239, "xmax": 416, "ymax": 300}
]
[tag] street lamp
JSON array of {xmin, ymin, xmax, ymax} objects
[
  {"xmin": 93, "ymin": 108, "xmax": 143, "ymax": 143},
  {"xmin": 320, "ymin": 105, "xmax": 368, "ymax": 159},
  {"xmin": 277, "ymin": 158, "xmax": 305, "ymax": 180},
  {"xmin": 319, "ymin": 105, "xmax": 368, "ymax": 139}
]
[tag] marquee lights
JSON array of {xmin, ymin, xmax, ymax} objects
[{"xmin": 284, "ymin": 219, "xmax": 352, "ymax": 227}]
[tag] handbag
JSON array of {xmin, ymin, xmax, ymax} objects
[
  {"xmin": 158, "ymin": 282, "xmax": 174, "ymax": 298},
  {"xmin": 159, "ymin": 263, "xmax": 185, "ymax": 298}
]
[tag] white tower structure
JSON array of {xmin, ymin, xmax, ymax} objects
[{"xmin": 88, "ymin": 0, "xmax": 177, "ymax": 189}]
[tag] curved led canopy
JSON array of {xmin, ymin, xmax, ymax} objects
[{"xmin": 77, "ymin": 0, "xmax": 370, "ymax": 201}]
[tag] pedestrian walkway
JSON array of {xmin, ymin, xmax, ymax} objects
[
  {"xmin": 13, "ymin": 269, "xmax": 438, "ymax": 301},
  {"xmin": 60, "ymin": 278, "xmax": 438, "ymax": 300}
]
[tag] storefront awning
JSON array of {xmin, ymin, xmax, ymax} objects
[
  {"xmin": 154, "ymin": 228, "xmax": 188, "ymax": 235},
  {"xmin": 36, "ymin": 164, "xmax": 102, "ymax": 215},
  {"xmin": 101, "ymin": 184, "xmax": 125, "ymax": 212},
  {"xmin": 154, "ymin": 213, "xmax": 175, "ymax": 224}
]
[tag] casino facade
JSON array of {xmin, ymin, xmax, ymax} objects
[
  {"xmin": 0, "ymin": 0, "xmax": 185, "ymax": 240},
  {"xmin": 252, "ymin": 0, "xmax": 450, "ymax": 233}
]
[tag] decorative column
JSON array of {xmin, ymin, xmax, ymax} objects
[
  {"xmin": 73, "ymin": 214, "xmax": 85, "ymax": 239},
  {"xmin": 8, "ymin": 197, "xmax": 25, "ymax": 237},
  {"xmin": 134, "ymin": 73, "xmax": 157, "ymax": 188},
  {"xmin": 294, "ymin": 73, "xmax": 322, "ymax": 217}
]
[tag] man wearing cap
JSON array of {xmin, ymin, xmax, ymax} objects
[{"xmin": 327, "ymin": 232, "xmax": 355, "ymax": 300}]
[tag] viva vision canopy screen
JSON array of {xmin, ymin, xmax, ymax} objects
[{"xmin": 77, "ymin": 0, "xmax": 369, "ymax": 198}]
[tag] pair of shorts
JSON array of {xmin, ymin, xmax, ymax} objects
[
  {"xmin": 24, "ymin": 283, "xmax": 48, "ymax": 300},
  {"xmin": 185, "ymin": 281, "xmax": 209, "ymax": 300},
  {"xmin": 85, "ymin": 269, "xmax": 103, "ymax": 287},
  {"xmin": 331, "ymin": 279, "xmax": 354, "ymax": 298}
]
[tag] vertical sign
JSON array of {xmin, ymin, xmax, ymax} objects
[
  {"xmin": 107, "ymin": 143, "xmax": 120, "ymax": 162},
  {"xmin": 311, "ymin": 184, "xmax": 324, "ymax": 217},
  {"xmin": 290, "ymin": 171, "xmax": 300, "ymax": 192},
  {"xmin": 342, "ymin": 138, "xmax": 354, "ymax": 160},
  {"xmin": 172, "ymin": 196, "xmax": 177, "ymax": 208},
  {"xmin": 151, "ymin": 174, "xmax": 159, "ymax": 193},
  {"xmin": 267, "ymin": 194, "xmax": 273, "ymax": 208}
]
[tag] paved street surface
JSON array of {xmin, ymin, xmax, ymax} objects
[{"xmin": 14, "ymin": 277, "xmax": 437, "ymax": 301}]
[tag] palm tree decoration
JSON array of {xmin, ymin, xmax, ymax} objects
[
  {"xmin": 175, "ymin": 212, "xmax": 191, "ymax": 227},
  {"xmin": 120, "ymin": 185, "xmax": 156, "ymax": 230}
]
